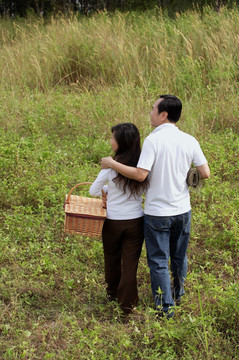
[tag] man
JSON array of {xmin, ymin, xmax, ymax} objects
[{"xmin": 101, "ymin": 95, "xmax": 210, "ymax": 318}]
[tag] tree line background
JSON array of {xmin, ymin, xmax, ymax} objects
[{"xmin": 0, "ymin": 0, "xmax": 238, "ymax": 17}]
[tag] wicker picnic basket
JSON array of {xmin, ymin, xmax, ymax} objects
[{"xmin": 64, "ymin": 182, "xmax": 107, "ymax": 237}]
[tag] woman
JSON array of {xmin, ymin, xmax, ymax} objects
[{"xmin": 90, "ymin": 123, "xmax": 149, "ymax": 315}]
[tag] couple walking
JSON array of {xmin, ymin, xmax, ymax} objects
[{"xmin": 89, "ymin": 95, "xmax": 210, "ymax": 318}]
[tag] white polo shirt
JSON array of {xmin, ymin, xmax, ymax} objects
[
  {"xmin": 89, "ymin": 169, "xmax": 144, "ymax": 220},
  {"xmin": 137, "ymin": 123, "xmax": 207, "ymax": 216}
]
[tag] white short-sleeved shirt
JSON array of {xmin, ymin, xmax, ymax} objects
[
  {"xmin": 137, "ymin": 123, "xmax": 207, "ymax": 216},
  {"xmin": 89, "ymin": 169, "xmax": 143, "ymax": 220}
]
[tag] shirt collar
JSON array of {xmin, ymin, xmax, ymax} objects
[{"xmin": 152, "ymin": 123, "xmax": 178, "ymax": 134}]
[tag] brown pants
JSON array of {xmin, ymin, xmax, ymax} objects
[{"xmin": 102, "ymin": 217, "xmax": 144, "ymax": 314}]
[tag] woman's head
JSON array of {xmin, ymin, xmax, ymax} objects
[
  {"xmin": 110, "ymin": 123, "xmax": 149, "ymax": 196},
  {"xmin": 111, "ymin": 123, "xmax": 141, "ymax": 165},
  {"xmin": 111, "ymin": 123, "xmax": 140, "ymax": 154}
]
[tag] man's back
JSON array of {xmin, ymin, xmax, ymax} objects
[{"xmin": 137, "ymin": 123, "xmax": 207, "ymax": 216}]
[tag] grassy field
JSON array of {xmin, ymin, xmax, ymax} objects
[{"xmin": 0, "ymin": 6, "xmax": 238, "ymax": 360}]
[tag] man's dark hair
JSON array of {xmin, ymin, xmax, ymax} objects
[{"xmin": 158, "ymin": 95, "xmax": 182, "ymax": 123}]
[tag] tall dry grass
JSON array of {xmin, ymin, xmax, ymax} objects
[
  {"xmin": 0, "ymin": 7, "xmax": 239, "ymax": 132},
  {"xmin": 1, "ymin": 8, "xmax": 238, "ymax": 90}
]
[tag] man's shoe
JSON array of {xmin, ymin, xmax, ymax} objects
[{"xmin": 156, "ymin": 307, "xmax": 174, "ymax": 320}]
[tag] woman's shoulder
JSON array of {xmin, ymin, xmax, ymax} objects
[
  {"xmin": 92, "ymin": 168, "xmax": 116, "ymax": 182},
  {"xmin": 100, "ymin": 167, "xmax": 116, "ymax": 176},
  {"xmin": 97, "ymin": 168, "xmax": 111, "ymax": 176}
]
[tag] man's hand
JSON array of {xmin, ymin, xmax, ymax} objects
[
  {"xmin": 101, "ymin": 156, "xmax": 114, "ymax": 169},
  {"xmin": 196, "ymin": 163, "xmax": 210, "ymax": 179}
]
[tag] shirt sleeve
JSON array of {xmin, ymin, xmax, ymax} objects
[
  {"xmin": 192, "ymin": 139, "xmax": 207, "ymax": 167},
  {"xmin": 89, "ymin": 169, "xmax": 110, "ymax": 196},
  {"xmin": 137, "ymin": 138, "xmax": 155, "ymax": 171}
]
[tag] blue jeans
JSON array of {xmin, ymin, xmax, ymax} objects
[{"xmin": 144, "ymin": 211, "xmax": 191, "ymax": 312}]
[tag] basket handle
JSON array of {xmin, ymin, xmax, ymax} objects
[{"xmin": 65, "ymin": 182, "xmax": 106, "ymax": 208}]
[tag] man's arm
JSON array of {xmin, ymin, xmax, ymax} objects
[
  {"xmin": 101, "ymin": 156, "xmax": 149, "ymax": 182},
  {"xmin": 196, "ymin": 163, "xmax": 210, "ymax": 179}
]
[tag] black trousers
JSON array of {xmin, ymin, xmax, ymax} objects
[{"xmin": 102, "ymin": 217, "xmax": 144, "ymax": 314}]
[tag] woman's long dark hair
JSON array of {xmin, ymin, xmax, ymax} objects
[{"xmin": 111, "ymin": 123, "xmax": 149, "ymax": 197}]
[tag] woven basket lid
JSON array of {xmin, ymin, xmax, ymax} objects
[{"xmin": 65, "ymin": 195, "xmax": 106, "ymax": 218}]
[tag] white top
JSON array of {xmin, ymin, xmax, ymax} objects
[
  {"xmin": 137, "ymin": 123, "xmax": 207, "ymax": 216},
  {"xmin": 89, "ymin": 169, "xmax": 144, "ymax": 220}
]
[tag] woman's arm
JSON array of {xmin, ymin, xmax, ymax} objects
[{"xmin": 89, "ymin": 169, "xmax": 110, "ymax": 196}]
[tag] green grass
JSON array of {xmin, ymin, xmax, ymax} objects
[{"xmin": 0, "ymin": 7, "xmax": 239, "ymax": 360}]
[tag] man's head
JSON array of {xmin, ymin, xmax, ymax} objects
[{"xmin": 150, "ymin": 95, "xmax": 182, "ymax": 127}]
